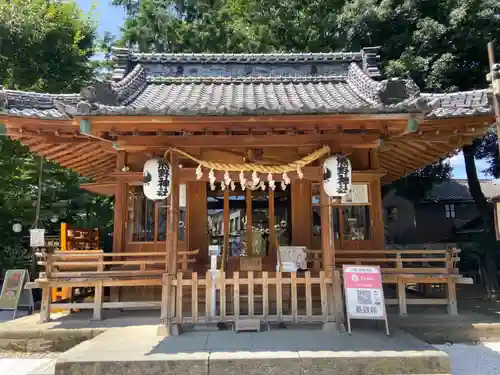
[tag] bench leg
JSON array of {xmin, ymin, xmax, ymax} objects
[
  {"xmin": 447, "ymin": 280, "xmax": 458, "ymax": 316},
  {"xmin": 92, "ymin": 281, "xmax": 103, "ymax": 321},
  {"xmin": 397, "ymin": 279, "xmax": 407, "ymax": 316},
  {"xmin": 38, "ymin": 286, "xmax": 51, "ymax": 323}
]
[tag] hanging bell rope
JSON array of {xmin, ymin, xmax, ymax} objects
[{"xmin": 163, "ymin": 145, "xmax": 330, "ymax": 173}]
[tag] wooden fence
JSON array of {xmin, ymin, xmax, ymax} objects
[{"xmin": 162, "ymin": 271, "xmax": 341, "ymax": 325}]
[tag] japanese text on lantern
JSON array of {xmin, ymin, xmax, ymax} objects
[
  {"xmin": 157, "ymin": 160, "xmax": 170, "ymax": 196},
  {"xmin": 336, "ymin": 155, "xmax": 350, "ymax": 195}
]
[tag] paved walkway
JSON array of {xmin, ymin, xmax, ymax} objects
[{"xmin": 0, "ymin": 358, "xmax": 55, "ymax": 375}]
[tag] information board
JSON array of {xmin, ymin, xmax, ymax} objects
[
  {"xmin": 29, "ymin": 229, "xmax": 45, "ymax": 247},
  {"xmin": 0, "ymin": 269, "xmax": 34, "ymax": 319},
  {"xmin": 278, "ymin": 246, "xmax": 307, "ymax": 271},
  {"xmin": 342, "ymin": 265, "xmax": 389, "ymax": 335}
]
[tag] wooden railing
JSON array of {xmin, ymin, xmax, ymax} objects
[
  {"xmin": 33, "ymin": 249, "xmax": 199, "ymax": 322},
  {"xmin": 306, "ymin": 248, "xmax": 468, "ymax": 316},
  {"xmin": 162, "ymin": 270, "xmax": 340, "ymax": 325},
  {"xmin": 306, "ymin": 248, "xmax": 461, "ymax": 274}
]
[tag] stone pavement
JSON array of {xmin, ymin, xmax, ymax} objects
[
  {"xmin": 0, "ymin": 358, "xmax": 56, "ymax": 375},
  {"xmin": 53, "ymin": 325, "xmax": 450, "ymax": 375}
]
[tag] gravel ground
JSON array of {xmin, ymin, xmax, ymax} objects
[{"xmin": 435, "ymin": 342, "xmax": 500, "ymax": 375}]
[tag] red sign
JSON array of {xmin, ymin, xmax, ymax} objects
[{"xmin": 344, "ymin": 269, "xmax": 382, "ymax": 289}]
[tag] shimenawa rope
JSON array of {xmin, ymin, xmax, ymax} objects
[{"xmin": 163, "ymin": 145, "xmax": 330, "ymax": 173}]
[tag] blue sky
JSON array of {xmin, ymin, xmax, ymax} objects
[
  {"xmin": 449, "ymin": 152, "xmax": 490, "ymax": 179},
  {"xmin": 76, "ymin": 0, "xmax": 124, "ymax": 37},
  {"xmin": 74, "ymin": 1, "xmax": 492, "ymax": 181}
]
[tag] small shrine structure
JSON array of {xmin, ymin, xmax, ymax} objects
[{"xmin": 0, "ymin": 47, "xmax": 490, "ymax": 330}]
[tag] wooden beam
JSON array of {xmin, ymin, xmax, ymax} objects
[
  {"xmin": 80, "ymin": 159, "xmax": 115, "ymax": 175},
  {"xmin": 41, "ymin": 143, "xmax": 95, "ymax": 161},
  {"xmin": 55, "ymin": 145, "xmax": 102, "ymax": 165},
  {"xmin": 63, "ymin": 154, "xmax": 111, "ymax": 171},
  {"xmin": 114, "ymin": 133, "xmax": 382, "ymax": 149},
  {"xmin": 85, "ymin": 113, "xmax": 410, "ymax": 127},
  {"xmin": 80, "ymin": 182, "xmax": 115, "ymax": 196}
]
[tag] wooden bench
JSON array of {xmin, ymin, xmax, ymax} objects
[
  {"xmin": 32, "ymin": 248, "xmax": 199, "ymax": 322},
  {"xmin": 305, "ymin": 248, "xmax": 471, "ymax": 316}
]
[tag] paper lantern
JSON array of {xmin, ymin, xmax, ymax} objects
[
  {"xmin": 323, "ymin": 154, "xmax": 352, "ymax": 197},
  {"xmin": 143, "ymin": 158, "xmax": 172, "ymax": 201}
]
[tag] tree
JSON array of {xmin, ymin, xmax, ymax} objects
[
  {"xmin": 114, "ymin": 0, "xmax": 500, "ymax": 290},
  {"xmin": 382, "ymin": 159, "xmax": 453, "ymax": 202},
  {"xmin": 0, "ymin": 0, "xmax": 96, "ymax": 92},
  {"xmin": 112, "ymin": 0, "xmax": 256, "ymax": 52},
  {"xmin": 0, "ymin": 0, "xmax": 113, "ymax": 275}
]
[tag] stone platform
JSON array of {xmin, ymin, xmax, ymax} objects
[
  {"xmin": 50, "ymin": 325, "xmax": 450, "ymax": 375},
  {"xmin": 3, "ymin": 309, "xmax": 500, "ymax": 375}
]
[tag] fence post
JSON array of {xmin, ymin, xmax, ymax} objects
[
  {"xmin": 92, "ymin": 281, "xmax": 103, "ymax": 321},
  {"xmin": 396, "ymin": 253, "xmax": 407, "ymax": 316},
  {"xmin": 158, "ymin": 273, "xmax": 175, "ymax": 336},
  {"xmin": 38, "ymin": 252, "xmax": 52, "ymax": 324}
]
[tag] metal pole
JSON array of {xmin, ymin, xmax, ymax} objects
[
  {"xmin": 487, "ymin": 42, "xmax": 500, "ymax": 155},
  {"xmin": 34, "ymin": 156, "xmax": 43, "ymax": 229}
]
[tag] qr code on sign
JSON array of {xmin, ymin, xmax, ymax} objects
[{"xmin": 357, "ymin": 290, "xmax": 372, "ymax": 304}]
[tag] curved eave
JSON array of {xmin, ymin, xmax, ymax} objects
[
  {"xmin": 379, "ymin": 115, "xmax": 494, "ymax": 185},
  {"xmin": 8, "ymin": 133, "xmax": 116, "ymax": 182}
]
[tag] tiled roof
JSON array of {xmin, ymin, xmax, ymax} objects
[
  {"xmin": 53, "ymin": 63, "xmax": 427, "ymax": 117},
  {"xmin": 0, "ymin": 48, "xmax": 493, "ymax": 120},
  {"xmin": 110, "ymin": 46, "xmax": 382, "ymax": 81},
  {"xmin": 423, "ymin": 91, "xmax": 492, "ymax": 119},
  {"xmin": 423, "ymin": 179, "xmax": 500, "ymax": 202}
]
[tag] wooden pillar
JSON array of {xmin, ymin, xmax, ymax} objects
[
  {"xmin": 321, "ymin": 176, "xmax": 344, "ymax": 329},
  {"xmin": 320, "ymin": 187, "xmax": 333, "ymax": 273},
  {"xmin": 371, "ymin": 177, "xmax": 385, "ymax": 249},
  {"xmin": 291, "ymin": 180, "xmax": 312, "ymax": 247},
  {"xmin": 110, "ymin": 151, "xmax": 127, "ymax": 302},
  {"xmin": 268, "ymin": 189, "xmax": 276, "ymax": 263},
  {"xmin": 222, "ymin": 190, "xmax": 230, "ymax": 270},
  {"xmin": 246, "ymin": 189, "xmax": 253, "ymax": 256},
  {"xmin": 369, "ymin": 148, "xmax": 385, "ymax": 249},
  {"xmin": 187, "ymin": 181, "xmax": 207, "ymax": 263},
  {"xmin": 320, "ymin": 183, "xmax": 335, "ymax": 319},
  {"xmin": 170, "ymin": 153, "xmax": 180, "ymax": 275},
  {"xmin": 160, "ymin": 152, "xmax": 179, "ymax": 335}
]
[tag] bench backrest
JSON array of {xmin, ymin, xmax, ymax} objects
[{"xmin": 306, "ymin": 248, "xmax": 460, "ymax": 275}]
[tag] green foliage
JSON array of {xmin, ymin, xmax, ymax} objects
[
  {"xmin": 0, "ymin": 0, "xmax": 113, "ymax": 275},
  {"xmin": 382, "ymin": 159, "xmax": 453, "ymax": 202},
  {"xmin": 113, "ymin": 0, "xmax": 500, "ymax": 94},
  {"xmin": 113, "ymin": 0, "xmax": 499, "ymax": 195},
  {"xmin": 0, "ymin": 0, "xmax": 96, "ymax": 92}
]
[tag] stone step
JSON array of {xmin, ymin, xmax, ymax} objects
[
  {"xmin": 26, "ymin": 359, "xmax": 56, "ymax": 375},
  {"xmin": 50, "ymin": 326, "xmax": 452, "ymax": 375}
]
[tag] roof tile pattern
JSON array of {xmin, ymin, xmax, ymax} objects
[
  {"xmin": 424, "ymin": 179, "xmax": 500, "ymax": 202},
  {"xmin": 75, "ymin": 64, "xmax": 422, "ymax": 116},
  {"xmin": 423, "ymin": 90, "xmax": 492, "ymax": 119},
  {"xmin": 0, "ymin": 49, "xmax": 493, "ymax": 120}
]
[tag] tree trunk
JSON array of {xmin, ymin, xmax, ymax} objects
[{"xmin": 463, "ymin": 144, "xmax": 499, "ymax": 297}]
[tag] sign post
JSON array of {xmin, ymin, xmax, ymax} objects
[
  {"xmin": 342, "ymin": 265, "xmax": 389, "ymax": 336},
  {"xmin": 0, "ymin": 269, "xmax": 34, "ymax": 319}
]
